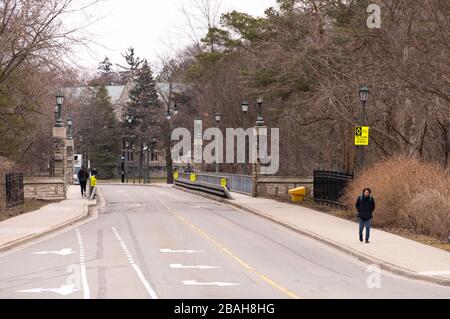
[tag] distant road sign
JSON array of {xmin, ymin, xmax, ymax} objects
[{"xmin": 355, "ymin": 126, "xmax": 369, "ymax": 146}]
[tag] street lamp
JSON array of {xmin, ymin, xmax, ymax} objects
[
  {"xmin": 66, "ymin": 117, "xmax": 73, "ymax": 139},
  {"xmin": 359, "ymin": 84, "xmax": 370, "ymax": 106},
  {"xmin": 214, "ymin": 112, "xmax": 221, "ymax": 173},
  {"xmin": 173, "ymin": 103, "xmax": 179, "ymax": 115},
  {"xmin": 241, "ymin": 101, "xmax": 249, "ymax": 114},
  {"xmin": 55, "ymin": 90, "xmax": 65, "ymax": 127},
  {"xmin": 214, "ymin": 112, "xmax": 221, "ymax": 124},
  {"xmin": 241, "ymin": 101, "xmax": 249, "ymax": 175},
  {"xmin": 256, "ymin": 96, "xmax": 264, "ymax": 126},
  {"xmin": 357, "ymin": 84, "xmax": 370, "ymax": 171}
]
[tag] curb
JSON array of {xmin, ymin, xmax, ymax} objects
[
  {"xmin": 0, "ymin": 193, "xmax": 103, "ymax": 254},
  {"xmin": 174, "ymin": 186, "xmax": 450, "ymax": 287}
]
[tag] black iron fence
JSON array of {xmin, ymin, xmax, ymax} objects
[
  {"xmin": 5, "ymin": 172, "xmax": 24, "ymax": 208},
  {"xmin": 313, "ymin": 170, "xmax": 353, "ymax": 208}
]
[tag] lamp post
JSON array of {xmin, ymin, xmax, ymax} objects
[
  {"xmin": 214, "ymin": 112, "xmax": 221, "ymax": 173},
  {"xmin": 241, "ymin": 101, "xmax": 249, "ymax": 175},
  {"xmin": 253, "ymin": 96, "xmax": 266, "ymax": 197},
  {"xmin": 357, "ymin": 84, "xmax": 369, "ymax": 170},
  {"xmin": 55, "ymin": 91, "xmax": 65, "ymax": 128},
  {"xmin": 147, "ymin": 137, "xmax": 156, "ymax": 183},
  {"xmin": 66, "ymin": 118, "xmax": 73, "ymax": 139},
  {"xmin": 124, "ymin": 114, "xmax": 134, "ymax": 183},
  {"xmin": 165, "ymin": 98, "xmax": 179, "ymax": 184},
  {"xmin": 121, "ymin": 155, "xmax": 125, "ymax": 183},
  {"xmin": 256, "ymin": 96, "xmax": 264, "ymax": 127}
]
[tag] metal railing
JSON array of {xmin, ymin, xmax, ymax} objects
[
  {"xmin": 175, "ymin": 172, "xmax": 231, "ymax": 199},
  {"xmin": 196, "ymin": 172, "xmax": 253, "ymax": 195},
  {"xmin": 5, "ymin": 172, "xmax": 24, "ymax": 208},
  {"xmin": 313, "ymin": 170, "xmax": 353, "ymax": 208}
]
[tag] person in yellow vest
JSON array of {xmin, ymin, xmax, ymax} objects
[{"xmin": 89, "ymin": 168, "xmax": 98, "ymax": 199}]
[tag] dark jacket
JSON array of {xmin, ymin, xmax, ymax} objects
[
  {"xmin": 77, "ymin": 168, "xmax": 89, "ymax": 182},
  {"xmin": 355, "ymin": 195, "xmax": 375, "ymax": 221}
]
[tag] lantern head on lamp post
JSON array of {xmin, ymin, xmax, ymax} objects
[
  {"xmin": 173, "ymin": 103, "xmax": 179, "ymax": 115},
  {"xmin": 214, "ymin": 112, "xmax": 221, "ymax": 124},
  {"xmin": 55, "ymin": 90, "xmax": 65, "ymax": 127},
  {"xmin": 359, "ymin": 84, "xmax": 369, "ymax": 106},
  {"xmin": 241, "ymin": 101, "xmax": 249, "ymax": 114}
]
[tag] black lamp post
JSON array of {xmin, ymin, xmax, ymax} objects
[
  {"xmin": 241, "ymin": 101, "xmax": 249, "ymax": 175},
  {"xmin": 55, "ymin": 91, "xmax": 65, "ymax": 128},
  {"xmin": 256, "ymin": 96, "xmax": 264, "ymax": 126},
  {"xmin": 357, "ymin": 84, "xmax": 370, "ymax": 170},
  {"xmin": 214, "ymin": 112, "xmax": 221, "ymax": 173},
  {"xmin": 124, "ymin": 114, "xmax": 134, "ymax": 183},
  {"xmin": 165, "ymin": 98, "xmax": 179, "ymax": 184}
]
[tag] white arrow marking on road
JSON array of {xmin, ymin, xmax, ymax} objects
[
  {"xmin": 160, "ymin": 249, "xmax": 204, "ymax": 254},
  {"xmin": 183, "ymin": 280, "xmax": 241, "ymax": 287},
  {"xmin": 17, "ymin": 284, "xmax": 80, "ymax": 296},
  {"xmin": 32, "ymin": 248, "xmax": 76, "ymax": 256},
  {"xmin": 170, "ymin": 264, "xmax": 220, "ymax": 270}
]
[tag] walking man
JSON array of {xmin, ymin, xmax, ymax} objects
[
  {"xmin": 355, "ymin": 188, "xmax": 376, "ymax": 243},
  {"xmin": 77, "ymin": 166, "xmax": 89, "ymax": 197}
]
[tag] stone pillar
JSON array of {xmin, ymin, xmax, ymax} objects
[
  {"xmin": 52, "ymin": 127, "xmax": 67, "ymax": 198},
  {"xmin": 66, "ymin": 139, "xmax": 74, "ymax": 185}
]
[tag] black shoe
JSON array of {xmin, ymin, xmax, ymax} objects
[
  {"xmin": 359, "ymin": 236, "xmax": 363, "ymax": 242},
  {"xmin": 365, "ymin": 240, "xmax": 370, "ymax": 244}
]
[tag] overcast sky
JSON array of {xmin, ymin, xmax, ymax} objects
[{"xmin": 73, "ymin": 0, "xmax": 277, "ymax": 72}]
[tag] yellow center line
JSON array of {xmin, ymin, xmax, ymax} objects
[{"xmin": 163, "ymin": 203, "xmax": 301, "ymax": 299}]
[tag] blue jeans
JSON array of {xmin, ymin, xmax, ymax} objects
[{"xmin": 359, "ymin": 219, "xmax": 371, "ymax": 241}]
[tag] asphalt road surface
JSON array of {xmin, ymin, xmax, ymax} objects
[{"xmin": 0, "ymin": 185, "xmax": 449, "ymax": 299}]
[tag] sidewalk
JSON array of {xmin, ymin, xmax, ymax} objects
[
  {"xmin": 226, "ymin": 192, "xmax": 450, "ymax": 286},
  {"xmin": 0, "ymin": 186, "xmax": 96, "ymax": 252}
]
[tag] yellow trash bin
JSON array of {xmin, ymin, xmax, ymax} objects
[{"xmin": 288, "ymin": 187, "xmax": 307, "ymax": 203}]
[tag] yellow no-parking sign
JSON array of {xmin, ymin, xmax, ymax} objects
[{"xmin": 355, "ymin": 126, "xmax": 369, "ymax": 146}]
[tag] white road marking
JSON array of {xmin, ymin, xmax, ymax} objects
[
  {"xmin": 183, "ymin": 280, "xmax": 241, "ymax": 287},
  {"xmin": 76, "ymin": 229, "xmax": 90, "ymax": 299},
  {"xmin": 32, "ymin": 248, "xmax": 76, "ymax": 256},
  {"xmin": 18, "ymin": 284, "xmax": 80, "ymax": 296},
  {"xmin": 170, "ymin": 264, "xmax": 220, "ymax": 270},
  {"xmin": 419, "ymin": 270, "xmax": 450, "ymax": 276},
  {"xmin": 111, "ymin": 227, "xmax": 159, "ymax": 299},
  {"xmin": 160, "ymin": 249, "xmax": 204, "ymax": 254}
]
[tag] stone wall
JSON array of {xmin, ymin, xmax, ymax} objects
[
  {"xmin": 24, "ymin": 178, "xmax": 65, "ymax": 201},
  {"xmin": 257, "ymin": 176, "xmax": 314, "ymax": 199}
]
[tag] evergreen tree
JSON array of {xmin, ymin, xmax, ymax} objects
[
  {"xmin": 126, "ymin": 59, "xmax": 161, "ymax": 182},
  {"xmin": 77, "ymin": 86, "xmax": 120, "ymax": 179},
  {"xmin": 127, "ymin": 59, "xmax": 161, "ymax": 132}
]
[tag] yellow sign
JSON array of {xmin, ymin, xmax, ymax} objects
[
  {"xmin": 190, "ymin": 174, "xmax": 196, "ymax": 182},
  {"xmin": 355, "ymin": 126, "xmax": 369, "ymax": 146},
  {"xmin": 221, "ymin": 178, "xmax": 227, "ymax": 188},
  {"xmin": 90, "ymin": 176, "xmax": 97, "ymax": 187},
  {"xmin": 174, "ymin": 172, "xmax": 179, "ymax": 180}
]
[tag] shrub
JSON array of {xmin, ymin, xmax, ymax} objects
[{"xmin": 343, "ymin": 156, "xmax": 450, "ymax": 241}]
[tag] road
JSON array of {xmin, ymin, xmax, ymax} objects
[{"xmin": 0, "ymin": 185, "xmax": 449, "ymax": 299}]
